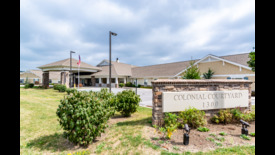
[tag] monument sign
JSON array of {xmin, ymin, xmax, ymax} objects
[{"xmin": 162, "ymin": 90, "xmax": 248, "ymax": 112}]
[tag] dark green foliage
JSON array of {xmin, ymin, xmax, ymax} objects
[
  {"xmin": 247, "ymin": 48, "xmax": 255, "ymax": 72},
  {"xmin": 138, "ymin": 84, "xmax": 141, "ymax": 88},
  {"xmin": 240, "ymin": 134, "xmax": 251, "ymax": 140},
  {"xmin": 56, "ymin": 91, "xmax": 115, "ymax": 146},
  {"xmin": 66, "ymin": 88, "xmax": 77, "ymax": 95},
  {"xmin": 93, "ymin": 88, "xmax": 116, "ymax": 107},
  {"xmin": 251, "ymin": 91, "xmax": 255, "ymax": 96},
  {"xmin": 203, "ymin": 68, "xmax": 215, "ymax": 79},
  {"xmin": 164, "ymin": 113, "xmax": 179, "ymax": 129},
  {"xmin": 29, "ymin": 83, "xmax": 34, "ymax": 88},
  {"xmin": 125, "ymin": 82, "xmax": 134, "ymax": 87},
  {"xmin": 119, "ymin": 83, "xmax": 124, "ymax": 88},
  {"xmin": 115, "ymin": 90, "xmax": 141, "ymax": 117},
  {"xmin": 178, "ymin": 107, "xmax": 207, "ymax": 128},
  {"xmin": 250, "ymin": 132, "xmax": 255, "ymax": 137},
  {"xmin": 181, "ymin": 60, "xmax": 201, "ymax": 79},
  {"xmin": 24, "ymin": 84, "xmax": 30, "ymax": 89}
]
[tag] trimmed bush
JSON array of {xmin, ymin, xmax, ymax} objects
[
  {"xmin": 56, "ymin": 91, "xmax": 115, "ymax": 146},
  {"xmin": 125, "ymin": 82, "xmax": 133, "ymax": 87},
  {"xmin": 115, "ymin": 90, "xmax": 141, "ymax": 117},
  {"xmin": 178, "ymin": 107, "xmax": 207, "ymax": 128},
  {"xmin": 24, "ymin": 84, "xmax": 30, "ymax": 89},
  {"xmin": 29, "ymin": 83, "xmax": 34, "ymax": 88},
  {"xmin": 119, "ymin": 83, "xmax": 124, "ymax": 88},
  {"xmin": 53, "ymin": 84, "xmax": 67, "ymax": 92}
]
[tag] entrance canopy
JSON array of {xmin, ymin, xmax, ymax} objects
[{"xmin": 37, "ymin": 58, "xmax": 101, "ymax": 73}]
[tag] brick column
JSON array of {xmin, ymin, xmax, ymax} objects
[
  {"xmin": 61, "ymin": 71, "xmax": 70, "ymax": 88},
  {"xmin": 42, "ymin": 71, "xmax": 49, "ymax": 89},
  {"xmin": 91, "ymin": 76, "xmax": 95, "ymax": 86}
]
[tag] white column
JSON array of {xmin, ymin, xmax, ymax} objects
[
  {"xmin": 115, "ymin": 77, "xmax": 118, "ymax": 84},
  {"xmin": 124, "ymin": 77, "xmax": 126, "ymax": 84},
  {"xmin": 107, "ymin": 77, "xmax": 109, "ymax": 84},
  {"xmin": 99, "ymin": 78, "xmax": 102, "ymax": 84}
]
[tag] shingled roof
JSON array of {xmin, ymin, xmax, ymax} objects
[
  {"xmin": 38, "ymin": 58, "xmax": 101, "ymax": 70},
  {"xmin": 93, "ymin": 60, "xmax": 135, "ymax": 76}
]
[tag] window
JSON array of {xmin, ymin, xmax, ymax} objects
[
  {"xmin": 49, "ymin": 79, "xmax": 52, "ymax": 83},
  {"xmin": 33, "ymin": 78, "xmax": 39, "ymax": 83},
  {"xmin": 144, "ymin": 79, "xmax": 148, "ymax": 86},
  {"xmin": 20, "ymin": 79, "xmax": 24, "ymax": 83},
  {"xmin": 244, "ymin": 77, "xmax": 249, "ymax": 80},
  {"xmin": 227, "ymin": 77, "xmax": 231, "ymax": 79},
  {"xmin": 111, "ymin": 78, "xmax": 115, "ymax": 83},
  {"xmin": 95, "ymin": 78, "xmax": 99, "ymax": 83}
]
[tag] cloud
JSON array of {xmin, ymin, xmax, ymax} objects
[{"xmin": 20, "ymin": 0, "xmax": 255, "ymax": 71}]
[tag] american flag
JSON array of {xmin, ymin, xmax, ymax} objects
[{"xmin": 77, "ymin": 55, "xmax": 81, "ymax": 66}]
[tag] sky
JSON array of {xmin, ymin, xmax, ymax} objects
[{"xmin": 20, "ymin": 0, "xmax": 255, "ymax": 71}]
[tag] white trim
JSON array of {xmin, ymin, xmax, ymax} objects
[
  {"xmin": 210, "ymin": 74, "xmax": 255, "ymax": 78},
  {"xmin": 174, "ymin": 54, "xmax": 252, "ymax": 77},
  {"xmin": 41, "ymin": 67, "xmax": 98, "ymax": 72}
]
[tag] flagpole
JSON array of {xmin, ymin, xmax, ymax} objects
[{"xmin": 78, "ymin": 64, "xmax": 80, "ymax": 90}]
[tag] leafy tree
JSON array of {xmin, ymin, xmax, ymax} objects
[
  {"xmin": 247, "ymin": 47, "xmax": 255, "ymax": 72},
  {"xmin": 182, "ymin": 60, "xmax": 201, "ymax": 79},
  {"xmin": 203, "ymin": 68, "xmax": 215, "ymax": 79}
]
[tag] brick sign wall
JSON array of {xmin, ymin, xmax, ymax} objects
[{"xmin": 151, "ymin": 79, "xmax": 253, "ymax": 126}]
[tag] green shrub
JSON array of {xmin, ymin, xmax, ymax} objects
[
  {"xmin": 93, "ymin": 88, "xmax": 116, "ymax": 107},
  {"xmin": 164, "ymin": 113, "xmax": 179, "ymax": 139},
  {"xmin": 56, "ymin": 91, "xmax": 115, "ymax": 146},
  {"xmin": 219, "ymin": 132, "xmax": 227, "ymax": 136},
  {"xmin": 212, "ymin": 109, "xmax": 255, "ymax": 124},
  {"xmin": 197, "ymin": 127, "xmax": 210, "ymax": 132},
  {"xmin": 119, "ymin": 83, "xmax": 124, "ymax": 88},
  {"xmin": 125, "ymin": 82, "xmax": 133, "ymax": 87},
  {"xmin": 115, "ymin": 90, "xmax": 141, "ymax": 117},
  {"xmin": 179, "ymin": 107, "xmax": 207, "ymax": 128},
  {"xmin": 66, "ymin": 88, "xmax": 77, "ymax": 95},
  {"xmin": 53, "ymin": 84, "xmax": 67, "ymax": 92},
  {"xmin": 24, "ymin": 84, "xmax": 30, "ymax": 89},
  {"xmin": 29, "ymin": 83, "xmax": 34, "ymax": 88},
  {"xmin": 138, "ymin": 84, "xmax": 141, "ymax": 88}
]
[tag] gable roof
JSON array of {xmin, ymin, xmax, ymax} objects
[
  {"xmin": 37, "ymin": 58, "xmax": 101, "ymax": 70},
  {"xmin": 93, "ymin": 60, "xmax": 135, "ymax": 76},
  {"xmin": 131, "ymin": 60, "xmax": 199, "ymax": 78}
]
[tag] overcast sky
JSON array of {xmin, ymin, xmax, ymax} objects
[{"xmin": 20, "ymin": 0, "xmax": 255, "ymax": 71}]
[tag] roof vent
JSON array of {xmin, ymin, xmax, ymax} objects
[{"xmin": 116, "ymin": 58, "xmax": 119, "ymax": 63}]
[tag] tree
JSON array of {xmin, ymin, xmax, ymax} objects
[
  {"xmin": 247, "ymin": 47, "xmax": 255, "ymax": 72},
  {"xmin": 203, "ymin": 68, "xmax": 215, "ymax": 79},
  {"xmin": 182, "ymin": 60, "xmax": 201, "ymax": 79}
]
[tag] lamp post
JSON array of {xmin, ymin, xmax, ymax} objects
[
  {"xmin": 70, "ymin": 51, "xmax": 75, "ymax": 88},
  {"xmin": 109, "ymin": 31, "xmax": 117, "ymax": 93}
]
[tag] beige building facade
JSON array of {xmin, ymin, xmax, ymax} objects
[{"xmin": 25, "ymin": 53, "xmax": 255, "ymax": 91}]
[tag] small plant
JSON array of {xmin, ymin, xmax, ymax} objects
[
  {"xmin": 216, "ymin": 137, "xmax": 225, "ymax": 142},
  {"xmin": 115, "ymin": 90, "xmax": 141, "ymax": 117},
  {"xmin": 197, "ymin": 127, "xmax": 209, "ymax": 132},
  {"xmin": 206, "ymin": 137, "xmax": 215, "ymax": 142},
  {"xmin": 250, "ymin": 132, "xmax": 255, "ymax": 137},
  {"xmin": 173, "ymin": 145, "xmax": 180, "ymax": 151},
  {"xmin": 240, "ymin": 134, "xmax": 251, "ymax": 140},
  {"xmin": 215, "ymin": 142, "xmax": 223, "ymax": 146},
  {"xmin": 211, "ymin": 109, "xmax": 232, "ymax": 124},
  {"xmin": 209, "ymin": 133, "xmax": 217, "ymax": 137},
  {"xmin": 179, "ymin": 107, "xmax": 207, "ymax": 128},
  {"xmin": 164, "ymin": 113, "xmax": 179, "ymax": 139},
  {"xmin": 219, "ymin": 132, "xmax": 227, "ymax": 136}
]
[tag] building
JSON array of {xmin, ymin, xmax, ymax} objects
[
  {"xmin": 20, "ymin": 70, "xmax": 61, "ymax": 84},
  {"xmin": 31, "ymin": 53, "xmax": 255, "ymax": 90}
]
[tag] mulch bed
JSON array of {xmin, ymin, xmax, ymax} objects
[{"xmin": 143, "ymin": 121, "xmax": 255, "ymax": 153}]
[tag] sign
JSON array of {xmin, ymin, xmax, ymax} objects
[{"xmin": 162, "ymin": 90, "xmax": 248, "ymax": 112}]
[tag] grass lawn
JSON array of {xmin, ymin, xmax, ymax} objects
[{"xmin": 20, "ymin": 88, "xmax": 255, "ymax": 155}]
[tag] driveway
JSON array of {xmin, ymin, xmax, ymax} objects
[{"xmin": 78, "ymin": 87, "xmax": 153, "ymax": 108}]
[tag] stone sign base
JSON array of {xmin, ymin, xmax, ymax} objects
[{"xmin": 151, "ymin": 79, "xmax": 253, "ymax": 127}]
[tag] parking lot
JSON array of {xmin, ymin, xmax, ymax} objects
[{"xmin": 79, "ymin": 87, "xmax": 153, "ymax": 107}]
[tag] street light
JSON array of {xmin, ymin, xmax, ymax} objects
[
  {"xmin": 70, "ymin": 51, "xmax": 76, "ymax": 88},
  {"xmin": 109, "ymin": 31, "xmax": 117, "ymax": 93}
]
